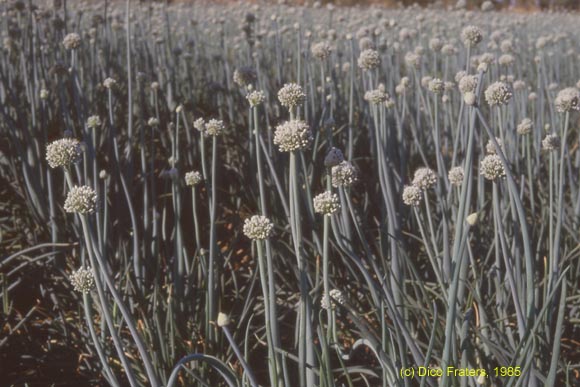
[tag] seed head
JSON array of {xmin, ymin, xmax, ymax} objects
[
  {"xmin": 64, "ymin": 185, "xmax": 97, "ymax": 214},
  {"xmin": 479, "ymin": 154, "xmax": 505, "ymax": 181},
  {"xmin": 484, "ymin": 82, "xmax": 512, "ymax": 106},
  {"xmin": 516, "ymin": 118, "xmax": 533, "ymax": 135},
  {"xmin": 278, "ymin": 83, "xmax": 306, "ymax": 109},
  {"xmin": 246, "ymin": 90, "xmax": 265, "ymax": 107},
  {"xmin": 542, "ymin": 134, "xmax": 560, "ymax": 151},
  {"xmin": 554, "ymin": 87, "xmax": 580, "ymax": 113},
  {"xmin": 70, "ymin": 267, "xmax": 95, "ymax": 294},
  {"xmin": 185, "ymin": 171, "xmax": 203, "ymax": 186},
  {"xmin": 243, "ymin": 215, "xmax": 274, "ymax": 240},
  {"xmin": 273, "ymin": 120, "xmax": 312, "ymax": 152},
  {"xmin": 46, "ymin": 138, "xmax": 83, "ymax": 168},
  {"xmin": 331, "ymin": 161, "xmax": 357, "ymax": 188},
  {"xmin": 448, "ymin": 166, "xmax": 465, "ymax": 187},
  {"xmin": 402, "ymin": 185, "xmax": 422, "ymax": 206},
  {"xmin": 40, "ymin": 89, "xmax": 49, "ymax": 99},
  {"xmin": 357, "ymin": 49, "xmax": 380, "ymax": 70},
  {"xmin": 313, "ymin": 191, "xmax": 340, "ymax": 215},
  {"xmin": 412, "ymin": 167, "xmax": 437, "ymax": 190},
  {"xmin": 148, "ymin": 117, "xmax": 159, "ymax": 126},
  {"xmin": 461, "ymin": 26, "xmax": 483, "ymax": 47},
  {"xmin": 63, "ymin": 32, "xmax": 81, "ymax": 50}
]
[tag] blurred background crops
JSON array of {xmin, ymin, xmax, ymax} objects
[{"xmin": 1, "ymin": 0, "xmax": 580, "ymax": 386}]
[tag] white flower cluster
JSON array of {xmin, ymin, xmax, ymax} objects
[
  {"xmin": 70, "ymin": 267, "xmax": 95, "ymax": 294},
  {"xmin": 46, "ymin": 138, "xmax": 83, "ymax": 168},
  {"xmin": 403, "ymin": 167, "xmax": 438, "ymax": 206},
  {"xmin": 273, "ymin": 120, "xmax": 313, "ymax": 152},
  {"xmin": 484, "ymin": 82, "xmax": 512, "ymax": 106},
  {"xmin": 364, "ymin": 88, "xmax": 388, "ymax": 104},
  {"xmin": 185, "ymin": 171, "xmax": 203, "ymax": 186},
  {"xmin": 329, "ymin": 289, "xmax": 345, "ymax": 305},
  {"xmin": 205, "ymin": 119, "xmax": 225, "ymax": 136},
  {"xmin": 103, "ymin": 77, "xmax": 116, "ymax": 89},
  {"xmin": 461, "ymin": 26, "xmax": 483, "ymax": 47},
  {"xmin": 243, "ymin": 215, "xmax": 274, "ymax": 240},
  {"xmin": 331, "ymin": 161, "xmax": 357, "ymax": 188},
  {"xmin": 402, "ymin": 185, "xmax": 422, "ymax": 206},
  {"xmin": 554, "ymin": 87, "xmax": 580, "ymax": 113},
  {"xmin": 313, "ymin": 191, "xmax": 341, "ymax": 215},
  {"xmin": 485, "ymin": 137, "xmax": 504, "ymax": 155},
  {"xmin": 86, "ymin": 115, "xmax": 101, "ymax": 129},
  {"xmin": 448, "ymin": 166, "xmax": 465, "ymax": 187},
  {"xmin": 517, "ymin": 118, "xmax": 533, "ymax": 135},
  {"xmin": 428, "ymin": 78, "xmax": 444, "ymax": 94},
  {"xmin": 404, "ymin": 52, "xmax": 421, "ymax": 68},
  {"xmin": 64, "ymin": 185, "xmax": 97, "ymax": 214},
  {"xmin": 458, "ymin": 75, "xmax": 478, "ymax": 94},
  {"xmin": 321, "ymin": 289, "xmax": 345, "ymax": 310},
  {"xmin": 498, "ymin": 54, "xmax": 515, "ymax": 67},
  {"xmin": 357, "ymin": 49, "xmax": 380, "ymax": 70},
  {"xmin": 542, "ymin": 134, "xmax": 560, "ymax": 151},
  {"xmin": 311, "ymin": 41, "xmax": 332, "ymax": 60},
  {"xmin": 480, "ymin": 154, "xmax": 506, "ymax": 181},
  {"xmin": 278, "ymin": 83, "xmax": 306, "ymax": 109},
  {"xmin": 246, "ymin": 90, "xmax": 265, "ymax": 107},
  {"xmin": 412, "ymin": 167, "xmax": 438, "ymax": 190},
  {"xmin": 63, "ymin": 33, "xmax": 81, "ymax": 50},
  {"xmin": 194, "ymin": 117, "xmax": 205, "ymax": 132}
]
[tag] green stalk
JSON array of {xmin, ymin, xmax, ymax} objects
[
  {"xmin": 321, "ymin": 212, "xmax": 333, "ymax": 385},
  {"xmin": 256, "ymin": 240, "xmax": 278, "ymax": 387},
  {"xmin": 191, "ymin": 187, "xmax": 201, "ymax": 252},
  {"xmin": 208, "ymin": 134, "xmax": 219, "ymax": 343},
  {"xmin": 63, "ymin": 172, "xmax": 139, "ymax": 387},
  {"xmin": 82, "ymin": 293, "xmax": 121, "ymax": 387},
  {"xmin": 222, "ymin": 325, "xmax": 258, "ymax": 387},
  {"xmin": 253, "ymin": 104, "xmax": 286, "ymax": 386},
  {"xmin": 552, "ymin": 112, "xmax": 569, "ymax": 288}
]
